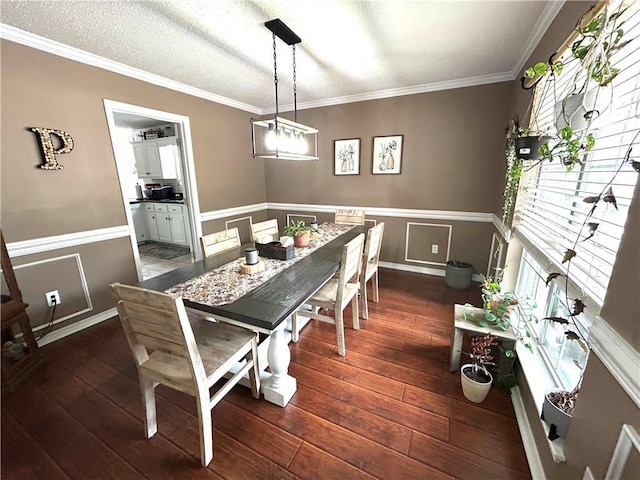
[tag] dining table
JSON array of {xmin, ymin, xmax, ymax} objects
[{"xmin": 137, "ymin": 222, "xmax": 367, "ymax": 407}]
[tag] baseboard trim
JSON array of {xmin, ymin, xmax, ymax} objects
[
  {"xmin": 37, "ymin": 308, "xmax": 117, "ymax": 347},
  {"xmin": 379, "ymin": 260, "xmax": 483, "ymax": 282},
  {"xmin": 511, "ymin": 386, "xmax": 547, "ymax": 480}
]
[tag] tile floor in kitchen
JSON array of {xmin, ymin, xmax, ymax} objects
[{"xmin": 138, "ymin": 244, "xmax": 193, "ymax": 280}]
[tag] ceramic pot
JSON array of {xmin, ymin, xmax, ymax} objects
[
  {"xmin": 445, "ymin": 261, "xmax": 474, "ymax": 289},
  {"xmin": 541, "ymin": 388, "xmax": 572, "ymax": 440},
  {"xmin": 294, "ymin": 231, "xmax": 310, "ymax": 248},
  {"xmin": 555, "ymin": 86, "xmax": 612, "ymax": 132},
  {"xmin": 460, "ymin": 364, "xmax": 492, "ymax": 403}
]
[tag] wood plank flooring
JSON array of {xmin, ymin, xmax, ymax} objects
[{"xmin": 1, "ymin": 268, "xmax": 531, "ymax": 479}]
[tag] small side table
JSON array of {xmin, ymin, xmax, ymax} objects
[{"xmin": 450, "ymin": 304, "xmax": 517, "ymax": 372}]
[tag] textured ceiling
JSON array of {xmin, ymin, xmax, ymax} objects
[{"xmin": 0, "ymin": 0, "xmax": 563, "ymax": 114}]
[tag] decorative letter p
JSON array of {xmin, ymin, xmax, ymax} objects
[{"xmin": 31, "ymin": 127, "xmax": 74, "ymax": 170}]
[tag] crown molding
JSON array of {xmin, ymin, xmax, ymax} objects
[
  {"xmin": 270, "ymin": 72, "xmax": 514, "ymax": 113},
  {"xmin": 510, "ymin": 0, "xmax": 566, "ymax": 79},
  {"xmin": 2, "ymin": 23, "xmax": 529, "ymax": 116},
  {"xmin": 0, "ymin": 24, "xmax": 261, "ymax": 115}
]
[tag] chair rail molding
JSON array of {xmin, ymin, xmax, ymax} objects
[
  {"xmin": 268, "ymin": 202, "xmax": 495, "ymax": 223},
  {"xmin": 200, "ymin": 203, "xmax": 268, "ymax": 223},
  {"xmin": 6, "ymin": 226, "xmax": 129, "ymax": 257},
  {"xmin": 590, "ymin": 317, "xmax": 640, "ymax": 409}
]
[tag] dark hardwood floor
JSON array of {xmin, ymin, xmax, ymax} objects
[{"xmin": 1, "ymin": 268, "xmax": 531, "ymax": 479}]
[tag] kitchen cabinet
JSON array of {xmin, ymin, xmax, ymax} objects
[
  {"xmin": 133, "ymin": 142, "xmax": 162, "ymax": 178},
  {"xmin": 130, "ymin": 203, "xmax": 149, "ymax": 243},
  {"xmin": 132, "ymin": 137, "xmax": 181, "ymax": 179},
  {"xmin": 143, "ymin": 203, "xmax": 190, "ymax": 246}
]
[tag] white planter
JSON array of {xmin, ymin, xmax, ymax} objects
[
  {"xmin": 541, "ymin": 388, "xmax": 572, "ymax": 440},
  {"xmin": 460, "ymin": 364, "xmax": 492, "ymax": 403},
  {"xmin": 555, "ymin": 86, "xmax": 612, "ymax": 132}
]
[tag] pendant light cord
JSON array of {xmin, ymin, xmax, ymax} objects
[
  {"xmin": 293, "ymin": 44, "xmax": 298, "ymax": 122},
  {"xmin": 272, "ymin": 32, "xmax": 279, "ymax": 132}
]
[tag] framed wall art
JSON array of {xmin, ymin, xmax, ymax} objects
[
  {"xmin": 372, "ymin": 134, "xmax": 403, "ymax": 174},
  {"xmin": 334, "ymin": 138, "xmax": 360, "ymax": 175}
]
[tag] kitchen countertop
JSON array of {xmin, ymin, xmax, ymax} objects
[{"xmin": 129, "ymin": 199, "xmax": 185, "ymax": 204}]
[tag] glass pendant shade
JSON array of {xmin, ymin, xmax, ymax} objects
[{"xmin": 251, "ymin": 116, "xmax": 318, "ymax": 160}]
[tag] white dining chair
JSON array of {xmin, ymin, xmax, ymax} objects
[
  {"xmin": 291, "ymin": 233, "xmax": 365, "ymax": 356},
  {"xmin": 110, "ymin": 283, "xmax": 260, "ymax": 467},
  {"xmin": 334, "ymin": 209, "xmax": 365, "ymax": 225},
  {"xmin": 250, "ymin": 219, "xmax": 279, "ymax": 243},
  {"xmin": 360, "ymin": 222, "xmax": 385, "ymax": 319},
  {"xmin": 200, "ymin": 227, "xmax": 241, "ymax": 257}
]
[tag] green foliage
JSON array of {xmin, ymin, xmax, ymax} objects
[
  {"xmin": 282, "ymin": 220, "xmax": 317, "ymax": 237},
  {"xmin": 538, "ymin": 126, "xmax": 596, "ymax": 171}
]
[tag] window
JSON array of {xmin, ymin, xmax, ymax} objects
[
  {"xmin": 516, "ymin": 252, "xmax": 591, "ymax": 390},
  {"xmin": 514, "ymin": 0, "xmax": 640, "ymax": 306}
]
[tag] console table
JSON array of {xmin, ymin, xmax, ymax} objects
[{"xmin": 450, "ymin": 303, "xmax": 517, "ymax": 372}]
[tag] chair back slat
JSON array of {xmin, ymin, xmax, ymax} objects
[
  {"xmin": 201, "ymin": 228, "xmax": 240, "ymax": 257},
  {"xmin": 334, "ymin": 209, "xmax": 365, "ymax": 225},
  {"xmin": 250, "ymin": 219, "xmax": 279, "ymax": 243},
  {"xmin": 111, "ymin": 283, "xmax": 202, "ymax": 371},
  {"xmin": 364, "ymin": 222, "xmax": 385, "ymax": 264},
  {"xmin": 337, "ymin": 233, "xmax": 365, "ymax": 294}
]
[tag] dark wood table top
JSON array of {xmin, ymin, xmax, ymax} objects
[{"xmin": 138, "ymin": 225, "xmax": 367, "ymax": 331}]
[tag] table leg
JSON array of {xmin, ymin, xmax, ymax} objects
[
  {"xmin": 450, "ymin": 327, "xmax": 463, "ymax": 372},
  {"xmin": 261, "ymin": 321, "xmax": 297, "ymax": 407}
]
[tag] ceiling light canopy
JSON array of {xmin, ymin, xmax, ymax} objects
[{"xmin": 251, "ymin": 19, "xmax": 318, "ymax": 161}]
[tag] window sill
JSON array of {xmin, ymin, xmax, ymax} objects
[{"xmin": 515, "ymin": 340, "xmax": 567, "ymax": 463}]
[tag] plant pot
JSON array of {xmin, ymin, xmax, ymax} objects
[
  {"xmin": 514, "ymin": 135, "xmax": 553, "ymax": 160},
  {"xmin": 445, "ymin": 261, "xmax": 474, "ymax": 289},
  {"xmin": 555, "ymin": 86, "xmax": 612, "ymax": 132},
  {"xmin": 460, "ymin": 364, "xmax": 493, "ymax": 403},
  {"xmin": 541, "ymin": 388, "xmax": 573, "ymax": 440},
  {"xmin": 294, "ymin": 231, "xmax": 310, "ymax": 248}
]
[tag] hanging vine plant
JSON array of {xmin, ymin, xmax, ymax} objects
[{"xmin": 502, "ymin": 0, "xmax": 638, "ymax": 431}]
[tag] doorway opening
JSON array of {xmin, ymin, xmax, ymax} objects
[{"xmin": 104, "ymin": 100, "xmax": 203, "ymax": 281}]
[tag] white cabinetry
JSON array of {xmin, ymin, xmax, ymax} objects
[
  {"xmin": 133, "ymin": 142, "xmax": 162, "ymax": 178},
  {"xmin": 143, "ymin": 203, "xmax": 190, "ymax": 246},
  {"xmin": 132, "ymin": 137, "xmax": 181, "ymax": 179},
  {"xmin": 130, "ymin": 203, "xmax": 149, "ymax": 243}
]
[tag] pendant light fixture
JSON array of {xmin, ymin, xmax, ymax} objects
[{"xmin": 251, "ymin": 19, "xmax": 318, "ymax": 161}]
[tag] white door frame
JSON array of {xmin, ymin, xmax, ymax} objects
[{"xmin": 103, "ymin": 99, "xmax": 203, "ymax": 280}]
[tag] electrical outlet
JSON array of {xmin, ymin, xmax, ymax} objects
[
  {"xmin": 45, "ymin": 290, "xmax": 61, "ymax": 307},
  {"xmin": 431, "ymin": 244, "xmax": 439, "ymax": 254}
]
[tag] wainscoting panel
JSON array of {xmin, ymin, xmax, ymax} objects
[
  {"xmin": 13, "ymin": 253, "xmax": 92, "ymax": 331},
  {"xmin": 404, "ymin": 222, "xmax": 452, "ymax": 266}
]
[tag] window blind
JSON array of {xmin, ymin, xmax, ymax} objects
[{"xmin": 514, "ymin": 0, "xmax": 640, "ymax": 305}]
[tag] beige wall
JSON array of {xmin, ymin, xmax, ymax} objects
[
  {"xmin": 266, "ymin": 83, "xmax": 511, "ymax": 215},
  {"xmin": 264, "ymin": 83, "xmax": 512, "ymax": 276},
  {"xmin": 509, "ymin": 2, "xmax": 640, "ymax": 478},
  {"xmin": 2, "ymin": 37, "xmax": 511, "ymax": 337},
  {"xmin": 1, "ymin": 40, "xmax": 265, "ymax": 330}
]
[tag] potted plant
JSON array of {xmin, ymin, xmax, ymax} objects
[
  {"xmin": 460, "ymin": 333, "xmax": 498, "ymax": 403},
  {"xmin": 444, "ymin": 260, "xmax": 474, "ymax": 290},
  {"xmin": 282, "ymin": 220, "xmax": 318, "ymax": 248}
]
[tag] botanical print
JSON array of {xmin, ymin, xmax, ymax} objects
[
  {"xmin": 372, "ymin": 135, "xmax": 403, "ymax": 174},
  {"xmin": 334, "ymin": 139, "xmax": 360, "ymax": 175}
]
